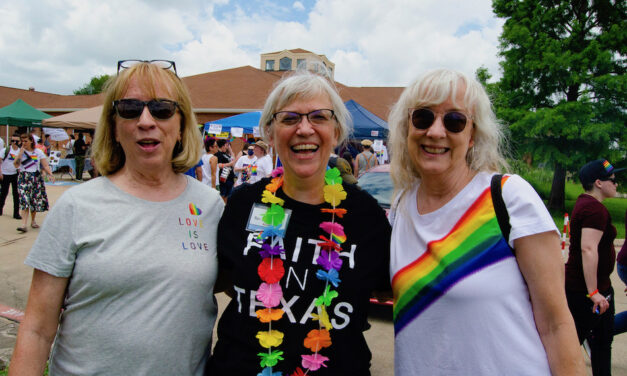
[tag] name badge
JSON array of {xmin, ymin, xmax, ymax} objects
[{"xmin": 246, "ymin": 203, "xmax": 291, "ymax": 237}]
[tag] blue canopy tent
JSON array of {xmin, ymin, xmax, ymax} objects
[
  {"xmin": 203, "ymin": 111, "xmax": 261, "ymax": 135},
  {"xmin": 344, "ymin": 99, "xmax": 388, "ymax": 140},
  {"xmin": 203, "ymin": 101, "xmax": 388, "ymax": 140}
]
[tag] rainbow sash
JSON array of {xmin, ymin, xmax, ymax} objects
[{"xmin": 392, "ymin": 181, "xmax": 513, "ymax": 333}]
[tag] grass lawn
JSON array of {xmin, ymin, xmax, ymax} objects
[{"xmin": 517, "ymin": 166, "xmax": 626, "ymax": 239}]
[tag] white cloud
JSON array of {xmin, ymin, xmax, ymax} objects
[{"xmin": 0, "ymin": 0, "xmax": 504, "ymax": 94}]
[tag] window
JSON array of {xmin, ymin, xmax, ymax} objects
[
  {"xmin": 297, "ymin": 59, "xmax": 306, "ymax": 69},
  {"xmin": 265, "ymin": 60, "xmax": 275, "ymax": 71},
  {"xmin": 279, "ymin": 57, "xmax": 292, "ymax": 71}
]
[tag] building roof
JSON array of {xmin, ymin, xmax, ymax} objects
[{"xmin": 0, "ymin": 65, "xmax": 403, "ymax": 121}]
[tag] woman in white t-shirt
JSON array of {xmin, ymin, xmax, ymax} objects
[
  {"xmin": 201, "ymin": 137, "xmax": 219, "ymax": 189},
  {"xmin": 13, "ymin": 133, "xmax": 55, "ymax": 232},
  {"xmin": 386, "ymin": 69, "xmax": 585, "ymax": 375},
  {"xmin": 247, "ymin": 140, "xmax": 273, "ymax": 184},
  {"xmin": 233, "ymin": 145, "xmax": 257, "ymax": 186}
]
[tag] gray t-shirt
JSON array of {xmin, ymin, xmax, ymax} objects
[{"xmin": 25, "ymin": 176, "xmax": 224, "ymax": 375}]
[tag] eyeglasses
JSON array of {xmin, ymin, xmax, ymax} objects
[
  {"xmin": 113, "ymin": 99, "xmax": 179, "ymax": 120},
  {"xmin": 117, "ymin": 60, "xmax": 177, "ymax": 75},
  {"xmin": 272, "ymin": 109, "xmax": 335, "ymax": 127},
  {"xmin": 601, "ymin": 177, "xmax": 617, "ymax": 184},
  {"xmin": 408, "ymin": 108, "xmax": 471, "ymax": 133}
]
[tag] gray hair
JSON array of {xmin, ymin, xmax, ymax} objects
[
  {"xmin": 388, "ymin": 68, "xmax": 508, "ymax": 193},
  {"xmin": 259, "ymin": 69, "xmax": 351, "ymax": 144}
]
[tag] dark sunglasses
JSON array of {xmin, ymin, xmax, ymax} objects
[
  {"xmin": 601, "ymin": 177, "xmax": 617, "ymax": 184},
  {"xmin": 409, "ymin": 108, "xmax": 470, "ymax": 133},
  {"xmin": 117, "ymin": 60, "xmax": 177, "ymax": 75},
  {"xmin": 113, "ymin": 99, "xmax": 179, "ymax": 120}
]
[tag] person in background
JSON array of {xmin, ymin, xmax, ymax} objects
[
  {"xmin": 35, "ymin": 138, "xmax": 47, "ymax": 155},
  {"xmin": 216, "ymin": 139, "xmax": 235, "ymax": 202},
  {"xmin": 372, "ymin": 140, "xmax": 388, "ymax": 165},
  {"xmin": 43, "ymin": 134, "xmax": 51, "ymax": 155},
  {"xmin": 353, "ymin": 139, "xmax": 377, "ymax": 177},
  {"xmin": 565, "ymin": 159, "xmax": 624, "ymax": 375},
  {"xmin": 184, "ymin": 158, "xmax": 203, "ymax": 182},
  {"xmin": 615, "ymin": 208, "xmax": 627, "ymax": 336},
  {"xmin": 13, "ymin": 133, "xmax": 55, "ymax": 233},
  {"xmin": 248, "ymin": 140, "xmax": 272, "ymax": 184},
  {"xmin": 73, "ymin": 131, "xmax": 87, "ymax": 181},
  {"xmin": 64, "ymin": 133, "xmax": 75, "ymax": 158},
  {"xmin": 201, "ymin": 137, "xmax": 219, "ymax": 189},
  {"xmin": 0, "ymin": 132, "xmax": 22, "ymax": 219},
  {"xmin": 209, "ymin": 69, "xmax": 391, "ymax": 375},
  {"xmin": 9, "ymin": 60, "xmax": 223, "ymax": 376},
  {"xmin": 387, "ymin": 68, "xmax": 584, "ymax": 375},
  {"xmin": 233, "ymin": 144, "xmax": 257, "ymax": 187}
]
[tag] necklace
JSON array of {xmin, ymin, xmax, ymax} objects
[{"xmin": 254, "ymin": 167, "xmax": 348, "ymax": 376}]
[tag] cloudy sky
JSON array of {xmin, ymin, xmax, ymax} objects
[{"xmin": 0, "ymin": 0, "xmax": 505, "ymax": 95}]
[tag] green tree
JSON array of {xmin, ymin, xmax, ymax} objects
[
  {"xmin": 73, "ymin": 74, "xmax": 111, "ymax": 95},
  {"xmin": 492, "ymin": 0, "xmax": 626, "ymax": 211}
]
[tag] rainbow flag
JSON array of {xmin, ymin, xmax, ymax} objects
[
  {"xmin": 392, "ymin": 178, "xmax": 513, "ymax": 333},
  {"xmin": 251, "ymin": 165, "xmax": 258, "ymax": 176},
  {"xmin": 602, "ymin": 159, "xmax": 613, "ymax": 173}
]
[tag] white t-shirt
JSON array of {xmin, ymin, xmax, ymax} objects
[
  {"xmin": 17, "ymin": 148, "xmax": 47, "ymax": 173},
  {"xmin": 390, "ymin": 172, "xmax": 557, "ymax": 376},
  {"xmin": 200, "ymin": 153, "xmax": 218, "ymax": 187},
  {"xmin": 1, "ymin": 146, "xmax": 19, "ymax": 175},
  {"xmin": 233, "ymin": 155, "xmax": 256, "ymax": 186},
  {"xmin": 248, "ymin": 154, "xmax": 273, "ymax": 184}
]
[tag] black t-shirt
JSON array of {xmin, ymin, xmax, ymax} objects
[
  {"xmin": 215, "ymin": 151, "xmax": 235, "ymax": 181},
  {"xmin": 73, "ymin": 138, "xmax": 87, "ymax": 156},
  {"xmin": 209, "ymin": 178, "xmax": 391, "ymax": 375},
  {"xmin": 565, "ymin": 194, "xmax": 616, "ymax": 292}
]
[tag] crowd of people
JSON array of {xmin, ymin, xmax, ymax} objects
[{"xmin": 1, "ymin": 60, "xmax": 625, "ymax": 376}]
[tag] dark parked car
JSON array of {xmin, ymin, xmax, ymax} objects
[{"xmin": 357, "ymin": 164, "xmax": 393, "ymax": 306}]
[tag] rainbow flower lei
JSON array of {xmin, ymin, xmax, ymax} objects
[{"xmin": 255, "ymin": 167, "xmax": 348, "ymax": 376}]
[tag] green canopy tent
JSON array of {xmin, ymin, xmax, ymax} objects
[{"xmin": 0, "ymin": 98, "xmax": 52, "ymax": 143}]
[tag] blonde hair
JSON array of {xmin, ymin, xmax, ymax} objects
[
  {"xmin": 388, "ymin": 68, "xmax": 508, "ymax": 193},
  {"xmin": 92, "ymin": 62, "xmax": 201, "ymax": 175},
  {"xmin": 259, "ymin": 69, "xmax": 352, "ymax": 145}
]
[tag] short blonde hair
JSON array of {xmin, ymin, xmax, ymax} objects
[
  {"xmin": 388, "ymin": 69, "xmax": 508, "ymax": 192},
  {"xmin": 92, "ymin": 62, "xmax": 201, "ymax": 175},
  {"xmin": 259, "ymin": 69, "xmax": 351, "ymax": 145}
]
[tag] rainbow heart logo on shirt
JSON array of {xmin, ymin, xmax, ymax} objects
[{"xmin": 188, "ymin": 203, "xmax": 202, "ymax": 216}]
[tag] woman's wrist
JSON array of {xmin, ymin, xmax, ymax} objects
[{"xmin": 586, "ymin": 289, "xmax": 599, "ymax": 298}]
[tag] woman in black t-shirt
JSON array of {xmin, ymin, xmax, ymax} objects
[{"xmin": 209, "ymin": 69, "xmax": 391, "ymax": 375}]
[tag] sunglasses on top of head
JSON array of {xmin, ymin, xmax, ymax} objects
[
  {"xmin": 113, "ymin": 99, "xmax": 179, "ymax": 120},
  {"xmin": 117, "ymin": 60, "xmax": 177, "ymax": 76},
  {"xmin": 408, "ymin": 108, "xmax": 471, "ymax": 133}
]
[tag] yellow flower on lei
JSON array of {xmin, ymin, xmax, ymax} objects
[
  {"xmin": 256, "ymin": 329, "xmax": 285, "ymax": 348},
  {"xmin": 323, "ymin": 184, "xmax": 346, "ymax": 207},
  {"xmin": 311, "ymin": 306, "xmax": 333, "ymax": 330},
  {"xmin": 262, "ymin": 190, "xmax": 285, "ymax": 206}
]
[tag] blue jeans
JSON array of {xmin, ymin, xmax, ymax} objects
[{"xmin": 615, "ymin": 263, "xmax": 627, "ymax": 335}]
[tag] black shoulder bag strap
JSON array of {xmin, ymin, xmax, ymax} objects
[{"xmin": 490, "ymin": 174, "xmax": 514, "ymax": 253}]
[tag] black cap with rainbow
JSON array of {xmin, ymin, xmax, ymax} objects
[{"xmin": 579, "ymin": 159, "xmax": 625, "ymax": 186}]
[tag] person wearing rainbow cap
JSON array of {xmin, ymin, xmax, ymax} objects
[{"xmin": 566, "ymin": 158, "xmax": 625, "ymax": 375}]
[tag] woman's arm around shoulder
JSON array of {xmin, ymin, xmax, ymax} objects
[
  {"xmin": 515, "ymin": 232, "xmax": 586, "ymax": 376},
  {"xmin": 9, "ymin": 270, "xmax": 68, "ymax": 376}
]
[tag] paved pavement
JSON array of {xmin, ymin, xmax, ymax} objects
[{"xmin": 0, "ymin": 179, "xmax": 626, "ymax": 375}]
